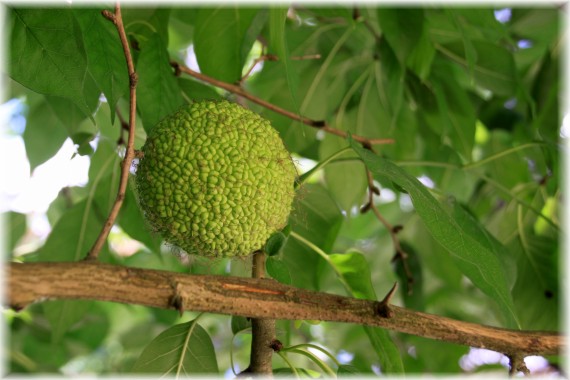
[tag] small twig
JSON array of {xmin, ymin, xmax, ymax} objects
[
  {"xmin": 85, "ymin": 3, "xmax": 138, "ymax": 261},
  {"xmin": 361, "ymin": 163, "xmax": 414, "ymax": 294},
  {"xmin": 171, "ymin": 61, "xmax": 394, "ymax": 147}
]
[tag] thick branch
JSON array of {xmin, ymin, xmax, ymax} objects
[
  {"xmin": 7, "ymin": 262, "xmax": 563, "ymax": 357},
  {"xmin": 247, "ymin": 252, "xmax": 275, "ymax": 375}
]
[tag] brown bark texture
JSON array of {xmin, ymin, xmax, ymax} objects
[{"xmin": 6, "ymin": 261, "xmax": 564, "ymax": 357}]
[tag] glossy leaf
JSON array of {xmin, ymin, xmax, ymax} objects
[
  {"xmin": 132, "ymin": 320, "xmax": 219, "ymax": 374},
  {"xmin": 231, "ymin": 316, "xmax": 251, "ymax": 335},
  {"xmin": 266, "ymin": 256, "xmax": 292, "ymax": 285},
  {"xmin": 9, "ymin": 8, "xmax": 96, "ymax": 117},
  {"xmin": 437, "ymin": 40, "xmax": 517, "ymax": 96},
  {"xmin": 329, "ymin": 251, "xmax": 404, "ymax": 373},
  {"xmin": 136, "ymin": 33, "xmax": 184, "ymax": 132},
  {"xmin": 22, "ymin": 94, "xmax": 68, "ymax": 170},
  {"xmin": 74, "ymin": 8, "xmax": 129, "ymax": 123},
  {"xmin": 351, "ymin": 139, "xmax": 520, "ymax": 328},
  {"xmin": 194, "ymin": 7, "xmax": 260, "ymax": 83},
  {"xmin": 6, "ymin": 211, "xmax": 26, "ymax": 253}
]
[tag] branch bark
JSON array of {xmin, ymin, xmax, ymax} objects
[
  {"xmin": 86, "ymin": 4, "xmax": 137, "ymax": 261},
  {"xmin": 7, "ymin": 262, "xmax": 564, "ymax": 358},
  {"xmin": 171, "ymin": 62, "xmax": 394, "ymax": 147},
  {"xmin": 246, "ymin": 252, "xmax": 275, "ymax": 376}
]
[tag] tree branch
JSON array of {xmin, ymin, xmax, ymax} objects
[
  {"xmin": 245, "ymin": 252, "xmax": 275, "ymax": 376},
  {"xmin": 171, "ymin": 62, "xmax": 394, "ymax": 147},
  {"xmin": 86, "ymin": 4, "xmax": 138, "ymax": 261},
  {"xmin": 7, "ymin": 262, "xmax": 563, "ymax": 358}
]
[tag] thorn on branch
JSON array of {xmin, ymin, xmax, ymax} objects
[
  {"xmin": 375, "ymin": 282, "xmax": 398, "ymax": 318},
  {"xmin": 134, "ymin": 150, "xmax": 144, "ymax": 159}
]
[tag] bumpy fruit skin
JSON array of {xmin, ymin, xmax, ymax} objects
[{"xmin": 136, "ymin": 100, "xmax": 296, "ymax": 257}]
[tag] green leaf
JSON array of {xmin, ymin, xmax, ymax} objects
[
  {"xmin": 425, "ymin": 60, "xmax": 476, "ymax": 160},
  {"xmin": 230, "ymin": 316, "xmax": 251, "ymax": 335},
  {"xmin": 377, "ymin": 8, "xmax": 435, "ymax": 80},
  {"xmin": 437, "ymin": 40, "xmax": 517, "ymax": 96},
  {"xmin": 6, "ymin": 211, "xmax": 26, "ymax": 253},
  {"xmin": 377, "ymin": 9, "xmax": 425, "ymax": 65},
  {"xmin": 329, "ymin": 252, "xmax": 376, "ymax": 300},
  {"xmin": 269, "ymin": 7, "xmax": 300, "ymax": 115},
  {"xmin": 132, "ymin": 320, "xmax": 219, "ymax": 374},
  {"xmin": 320, "ymin": 135, "xmax": 367, "ymax": 215},
  {"xmin": 178, "ymin": 78, "xmax": 221, "ymax": 102},
  {"xmin": 122, "ymin": 8, "xmax": 171, "ymax": 46},
  {"xmin": 43, "ymin": 300, "xmax": 93, "ymax": 344},
  {"xmin": 266, "ymin": 256, "xmax": 292, "ymax": 285},
  {"xmin": 394, "ymin": 242, "xmax": 425, "ymax": 310},
  {"xmin": 338, "ymin": 364, "xmax": 360, "ymax": 375},
  {"xmin": 350, "ymin": 139, "xmax": 520, "ymax": 328},
  {"xmin": 136, "ymin": 33, "xmax": 184, "ymax": 132},
  {"xmin": 74, "ymin": 8, "xmax": 129, "ymax": 124},
  {"xmin": 10, "ymin": 8, "xmax": 96, "ymax": 118},
  {"xmin": 283, "ymin": 184, "xmax": 342, "ymax": 290},
  {"xmin": 511, "ymin": 227, "xmax": 559, "ymax": 330},
  {"xmin": 118, "ymin": 182, "xmax": 162, "ymax": 253},
  {"xmin": 265, "ymin": 231, "xmax": 288, "ymax": 256},
  {"xmin": 37, "ymin": 199, "xmax": 107, "ymax": 262},
  {"xmin": 22, "ymin": 94, "xmax": 68, "ymax": 170},
  {"xmin": 329, "ymin": 252, "xmax": 404, "ymax": 373},
  {"xmin": 194, "ymin": 7, "xmax": 260, "ymax": 83}
]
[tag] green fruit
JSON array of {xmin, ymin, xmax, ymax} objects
[{"xmin": 136, "ymin": 100, "xmax": 296, "ymax": 257}]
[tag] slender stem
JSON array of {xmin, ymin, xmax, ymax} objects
[
  {"xmin": 297, "ymin": 147, "xmax": 352, "ymax": 187},
  {"xmin": 462, "ymin": 142, "xmax": 548, "ymax": 170},
  {"xmin": 277, "ymin": 352, "xmax": 300, "ymax": 379},
  {"xmin": 86, "ymin": 3, "xmax": 138, "ymax": 261},
  {"xmin": 282, "ymin": 343, "xmax": 341, "ymax": 367}
]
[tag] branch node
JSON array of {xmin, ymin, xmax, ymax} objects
[
  {"xmin": 507, "ymin": 353, "xmax": 530, "ymax": 376},
  {"xmin": 101, "ymin": 9, "xmax": 116, "ymax": 23},
  {"xmin": 129, "ymin": 72, "xmax": 138, "ymax": 88},
  {"xmin": 10, "ymin": 303, "xmax": 24, "ymax": 312},
  {"xmin": 360, "ymin": 202, "xmax": 372, "ymax": 214},
  {"xmin": 170, "ymin": 61, "xmax": 182, "ymax": 77},
  {"xmin": 270, "ymin": 339, "xmax": 283, "ymax": 352},
  {"xmin": 392, "ymin": 225, "xmax": 404, "ymax": 234},
  {"xmin": 169, "ymin": 281, "xmax": 185, "ymax": 317}
]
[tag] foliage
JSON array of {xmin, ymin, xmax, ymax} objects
[{"xmin": 3, "ymin": 4, "xmax": 561, "ymax": 377}]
